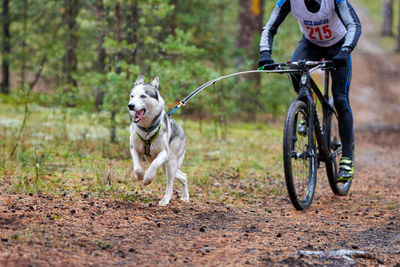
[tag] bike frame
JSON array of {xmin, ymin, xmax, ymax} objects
[
  {"xmin": 273, "ymin": 60, "xmax": 337, "ymax": 163},
  {"xmin": 296, "ymin": 64, "xmax": 336, "ymax": 163}
]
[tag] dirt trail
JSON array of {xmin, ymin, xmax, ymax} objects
[{"xmin": 1, "ymin": 4, "xmax": 400, "ymax": 267}]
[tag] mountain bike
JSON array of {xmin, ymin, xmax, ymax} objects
[{"xmin": 263, "ymin": 60, "xmax": 352, "ymax": 210}]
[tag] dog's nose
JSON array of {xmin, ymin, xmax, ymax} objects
[{"xmin": 127, "ymin": 104, "xmax": 135, "ymax": 111}]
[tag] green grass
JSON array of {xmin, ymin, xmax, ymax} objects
[{"xmin": 0, "ymin": 100, "xmax": 285, "ymax": 206}]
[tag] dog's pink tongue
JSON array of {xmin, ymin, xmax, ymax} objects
[{"xmin": 136, "ymin": 110, "xmax": 145, "ymax": 120}]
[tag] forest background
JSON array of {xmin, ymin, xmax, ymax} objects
[{"xmin": 1, "ymin": 0, "xmax": 399, "ymax": 133}]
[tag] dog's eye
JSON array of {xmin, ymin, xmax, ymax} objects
[
  {"xmin": 140, "ymin": 95, "xmax": 146, "ymax": 99},
  {"xmin": 130, "ymin": 95, "xmax": 133, "ymax": 98}
]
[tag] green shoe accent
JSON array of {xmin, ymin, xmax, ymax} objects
[
  {"xmin": 338, "ymin": 157, "xmax": 354, "ymax": 183},
  {"xmin": 337, "ymin": 176, "xmax": 353, "ymax": 182}
]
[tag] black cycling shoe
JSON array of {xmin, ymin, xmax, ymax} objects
[{"xmin": 337, "ymin": 157, "xmax": 354, "ymax": 183}]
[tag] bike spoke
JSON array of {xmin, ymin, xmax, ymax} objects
[{"xmin": 291, "ymin": 113, "xmax": 313, "ymax": 200}]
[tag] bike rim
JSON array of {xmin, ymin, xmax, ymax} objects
[{"xmin": 291, "ymin": 110, "xmax": 315, "ymax": 203}]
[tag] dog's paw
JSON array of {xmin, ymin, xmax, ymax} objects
[
  {"xmin": 158, "ymin": 197, "xmax": 171, "ymax": 206},
  {"xmin": 143, "ymin": 175, "xmax": 154, "ymax": 186},
  {"xmin": 181, "ymin": 195, "xmax": 190, "ymax": 203},
  {"xmin": 143, "ymin": 170, "xmax": 156, "ymax": 185},
  {"xmin": 134, "ymin": 169, "xmax": 144, "ymax": 180},
  {"xmin": 143, "ymin": 178, "xmax": 152, "ymax": 186}
]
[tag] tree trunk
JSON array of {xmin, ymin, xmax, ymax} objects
[
  {"xmin": 110, "ymin": 111, "xmax": 116, "ymax": 144},
  {"xmin": 1, "ymin": 0, "xmax": 10, "ymax": 94},
  {"xmin": 20, "ymin": 0, "xmax": 28, "ymax": 90},
  {"xmin": 397, "ymin": 0, "xmax": 400, "ymax": 52},
  {"xmin": 128, "ymin": 0, "xmax": 138, "ymax": 65},
  {"xmin": 95, "ymin": 0, "xmax": 106, "ymax": 110},
  {"xmin": 168, "ymin": 0, "xmax": 178, "ymax": 37},
  {"xmin": 97, "ymin": 0, "xmax": 106, "ymax": 74},
  {"xmin": 64, "ymin": 0, "xmax": 79, "ymax": 92},
  {"xmin": 110, "ymin": 2, "xmax": 122, "ymax": 143},
  {"xmin": 381, "ymin": 0, "xmax": 394, "ymax": 36},
  {"xmin": 236, "ymin": 0, "xmax": 264, "ymax": 120},
  {"xmin": 237, "ymin": 0, "xmax": 264, "ymax": 56},
  {"xmin": 114, "ymin": 2, "xmax": 122, "ymax": 74}
]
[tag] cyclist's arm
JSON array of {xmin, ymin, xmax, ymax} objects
[
  {"xmin": 260, "ymin": 0, "xmax": 291, "ymax": 53},
  {"xmin": 335, "ymin": 0, "xmax": 362, "ymax": 52}
]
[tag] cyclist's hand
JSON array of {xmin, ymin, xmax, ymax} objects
[
  {"xmin": 332, "ymin": 47, "xmax": 350, "ymax": 67},
  {"xmin": 258, "ymin": 50, "xmax": 275, "ymax": 68}
]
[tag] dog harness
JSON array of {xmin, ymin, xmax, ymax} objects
[
  {"xmin": 136, "ymin": 118, "xmax": 161, "ymax": 133},
  {"xmin": 136, "ymin": 119, "xmax": 162, "ymax": 157}
]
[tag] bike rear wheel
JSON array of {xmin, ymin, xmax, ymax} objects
[
  {"xmin": 325, "ymin": 98, "xmax": 352, "ymax": 195},
  {"xmin": 283, "ymin": 100, "xmax": 317, "ymax": 210}
]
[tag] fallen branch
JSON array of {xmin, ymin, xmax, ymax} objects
[
  {"xmin": 298, "ymin": 249, "xmax": 372, "ymax": 265},
  {"xmin": 29, "ymin": 55, "xmax": 47, "ymax": 91}
]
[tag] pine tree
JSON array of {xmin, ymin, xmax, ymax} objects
[
  {"xmin": 1, "ymin": 0, "xmax": 10, "ymax": 94},
  {"xmin": 381, "ymin": 0, "xmax": 394, "ymax": 36}
]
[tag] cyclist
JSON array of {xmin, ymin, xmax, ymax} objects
[{"xmin": 258, "ymin": 0, "xmax": 361, "ymax": 182}]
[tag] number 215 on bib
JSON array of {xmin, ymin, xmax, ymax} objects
[{"xmin": 306, "ymin": 25, "xmax": 332, "ymax": 41}]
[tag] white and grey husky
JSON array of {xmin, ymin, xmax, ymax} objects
[{"xmin": 127, "ymin": 75, "xmax": 189, "ymax": 206}]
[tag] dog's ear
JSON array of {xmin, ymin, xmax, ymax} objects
[
  {"xmin": 151, "ymin": 77, "xmax": 159, "ymax": 90},
  {"xmin": 134, "ymin": 75, "xmax": 144, "ymax": 86}
]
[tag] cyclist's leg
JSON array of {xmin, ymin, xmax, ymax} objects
[
  {"xmin": 330, "ymin": 54, "xmax": 354, "ymax": 161},
  {"xmin": 321, "ymin": 39, "xmax": 354, "ymax": 181},
  {"xmin": 290, "ymin": 37, "xmax": 321, "ymax": 91},
  {"xmin": 290, "ymin": 38, "xmax": 324, "ymax": 136}
]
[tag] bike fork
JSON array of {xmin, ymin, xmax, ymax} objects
[
  {"xmin": 307, "ymin": 102, "xmax": 316, "ymax": 161},
  {"xmin": 297, "ymin": 74, "xmax": 316, "ymax": 162}
]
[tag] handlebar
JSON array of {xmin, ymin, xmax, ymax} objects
[{"xmin": 262, "ymin": 60, "xmax": 335, "ymax": 73}]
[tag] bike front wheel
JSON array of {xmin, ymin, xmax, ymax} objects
[
  {"xmin": 325, "ymin": 98, "xmax": 352, "ymax": 195},
  {"xmin": 283, "ymin": 100, "xmax": 317, "ymax": 210}
]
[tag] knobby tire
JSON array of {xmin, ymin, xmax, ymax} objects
[
  {"xmin": 283, "ymin": 100, "xmax": 317, "ymax": 210},
  {"xmin": 325, "ymin": 98, "xmax": 352, "ymax": 195}
]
